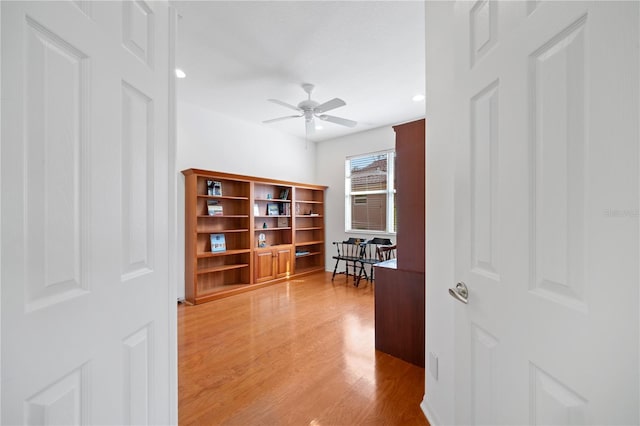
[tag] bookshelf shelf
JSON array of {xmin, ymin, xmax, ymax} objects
[
  {"xmin": 197, "ymin": 263, "xmax": 249, "ymax": 275},
  {"xmin": 197, "ymin": 195, "xmax": 249, "ymax": 201},
  {"xmin": 196, "ymin": 249, "xmax": 251, "ymax": 259},
  {"xmin": 295, "ymin": 240, "xmax": 324, "ymax": 246},
  {"xmin": 255, "ymin": 198, "xmax": 291, "ymax": 203},
  {"xmin": 197, "ymin": 215, "xmax": 249, "ymax": 218},
  {"xmin": 197, "ymin": 229, "xmax": 248, "ymax": 234},
  {"xmin": 295, "ymin": 251, "xmax": 321, "ymax": 258}
]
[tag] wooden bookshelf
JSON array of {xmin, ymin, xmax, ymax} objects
[{"xmin": 183, "ymin": 169, "xmax": 326, "ymax": 304}]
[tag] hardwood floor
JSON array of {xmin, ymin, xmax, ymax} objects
[{"xmin": 178, "ymin": 271, "xmax": 429, "ymax": 425}]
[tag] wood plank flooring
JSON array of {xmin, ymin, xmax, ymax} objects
[{"xmin": 178, "ymin": 271, "xmax": 429, "ymax": 425}]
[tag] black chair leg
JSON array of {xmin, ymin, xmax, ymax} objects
[
  {"xmin": 331, "ymin": 259, "xmax": 340, "ymax": 281},
  {"xmin": 354, "ymin": 263, "xmax": 364, "ymax": 287}
]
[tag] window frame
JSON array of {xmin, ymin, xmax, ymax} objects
[{"xmin": 344, "ymin": 149, "xmax": 396, "ymax": 234}]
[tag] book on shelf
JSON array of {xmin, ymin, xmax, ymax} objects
[
  {"xmin": 207, "ymin": 200, "xmax": 223, "ymax": 216},
  {"xmin": 207, "ymin": 180, "xmax": 222, "ymax": 196},
  {"xmin": 295, "ymin": 250, "xmax": 310, "ymax": 257},
  {"xmin": 279, "ymin": 203, "xmax": 291, "ymax": 216},
  {"xmin": 254, "ymin": 203, "xmax": 260, "ymax": 216},
  {"xmin": 210, "ymin": 233, "xmax": 226, "ymax": 252}
]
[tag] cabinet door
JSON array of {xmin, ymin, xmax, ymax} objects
[
  {"xmin": 275, "ymin": 247, "xmax": 292, "ymax": 278},
  {"xmin": 254, "ymin": 250, "xmax": 275, "ymax": 283}
]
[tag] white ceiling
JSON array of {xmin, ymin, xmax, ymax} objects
[{"xmin": 172, "ymin": 1, "xmax": 425, "ymax": 142}]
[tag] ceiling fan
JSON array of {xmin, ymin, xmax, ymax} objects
[{"xmin": 263, "ymin": 83, "xmax": 357, "ymax": 136}]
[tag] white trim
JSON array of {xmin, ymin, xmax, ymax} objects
[
  {"xmin": 344, "ymin": 229, "xmax": 396, "ymax": 237},
  {"xmin": 387, "ymin": 151, "xmax": 396, "ymax": 232},
  {"xmin": 0, "ymin": 1, "xmax": 3, "ymax": 419},
  {"xmin": 420, "ymin": 396, "xmax": 443, "ymax": 426},
  {"xmin": 345, "ymin": 147, "xmax": 394, "ymax": 161},
  {"xmin": 349, "ymin": 189, "xmax": 388, "ymax": 196},
  {"xmin": 167, "ymin": 5, "xmax": 178, "ymax": 425}
]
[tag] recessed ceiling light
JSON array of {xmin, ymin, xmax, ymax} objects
[
  {"xmin": 175, "ymin": 68, "xmax": 186, "ymax": 79},
  {"xmin": 412, "ymin": 94, "xmax": 425, "ymax": 102}
]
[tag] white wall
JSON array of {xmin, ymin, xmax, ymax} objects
[
  {"xmin": 315, "ymin": 125, "xmax": 398, "ymax": 271},
  {"xmin": 175, "ymin": 100, "xmax": 317, "ymax": 299},
  {"xmin": 177, "ymin": 101, "xmax": 316, "ymax": 180}
]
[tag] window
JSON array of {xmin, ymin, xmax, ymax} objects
[{"xmin": 345, "ymin": 150, "xmax": 396, "ymax": 233}]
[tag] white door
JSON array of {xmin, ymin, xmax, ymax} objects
[
  {"xmin": 1, "ymin": 1, "xmax": 175, "ymax": 424},
  {"xmin": 450, "ymin": 1, "xmax": 638, "ymax": 424}
]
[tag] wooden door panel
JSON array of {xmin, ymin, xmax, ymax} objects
[
  {"xmin": 444, "ymin": 2, "xmax": 639, "ymax": 424},
  {"xmin": 1, "ymin": 2, "xmax": 174, "ymax": 424},
  {"xmin": 276, "ymin": 247, "xmax": 292, "ymax": 278},
  {"xmin": 255, "ymin": 250, "xmax": 275, "ymax": 283}
]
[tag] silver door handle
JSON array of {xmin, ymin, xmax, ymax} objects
[{"xmin": 449, "ymin": 282, "xmax": 468, "ymax": 304}]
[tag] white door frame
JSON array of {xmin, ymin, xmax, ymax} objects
[
  {"xmin": 422, "ymin": 2, "xmax": 457, "ymax": 424},
  {"xmin": 167, "ymin": 5, "xmax": 179, "ymax": 424},
  {"xmin": 0, "ymin": 2, "xmax": 3, "ymax": 420}
]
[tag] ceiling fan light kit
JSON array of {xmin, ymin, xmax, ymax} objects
[{"xmin": 263, "ymin": 83, "xmax": 357, "ymax": 136}]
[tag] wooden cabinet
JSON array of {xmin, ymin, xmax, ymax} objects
[
  {"xmin": 254, "ymin": 246, "xmax": 292, "ymax": 283},
  {"xmin": 372, "ymin": 119, "xmax": 425, "ymax": 367},
  {"xmin": 182, "ymin": 169, "xmax": 326, "ymax": 304},
  {"xmin": 374, "ymin": 260, "xmax": 425, "ymax": 367},
  {"xmin": 394, "ymin": 119, "xmax": 425, "ymax": 273}
]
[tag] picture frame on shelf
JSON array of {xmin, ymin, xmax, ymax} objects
[
  {"xmin": 267, "ymin": 203, "xmax": 279, "ymax": 216},
  {"xmin": 207, "ymin": 180, "xmax": 222, "ymax": 196},
  {"xmin": 254, "ymin": 203, "xmax": 260, "ymax": 216},
  {"xmin": 277, "ymin": 217, "xmax": 288, "ymax": 228},
  {"xmin": 279, "ymin": 188, "xmax": 289, "ymax": 200},
  {"xmin": 207, "ymin": 200, "xmax": 223, "ymax": 216},
  {"xmin": 210, "ymin": 233, "xmax": 226, "ymax": 252},
  {"xmin": 213, "ymin": 181, "xmax": 222, "ymax": 195}
]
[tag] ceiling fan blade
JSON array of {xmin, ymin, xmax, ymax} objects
[
  {"xmin": 314, "ymin": 98, "xmax": 346, "ymax": 114},
  {"xmin": 305, "ymin": 118, "xmax": 315, "ymax": 136},
  {"xmin": 318, "ymin": 114, "xmax": 357, "ymax": 128},
  {"xmin": 263, "ymin": 114, "xmax": 303, "ymax": 124},
  {"xmin": 268, "ymin": 98, "xmax": 302, "ymax": 112}
]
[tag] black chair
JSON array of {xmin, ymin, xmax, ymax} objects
[
  {"xmin": 377, "ymin": 244, "xmax": 397, "ymax": 262},
  {"xmin": 355, "ymin": 238, "xmax": 394, "ymax": 286},
  {"xmin": 331, "ymin": 238, "xmax": 368, "ymax": 283},
  {"xmin": 368, "ymin": 237, "xmax": 393, "ymax": 246}
]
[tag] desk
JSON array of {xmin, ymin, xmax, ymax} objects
[{"xmin": 374, "ymin": 259, "xmax": 425, "ymax": 367}]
